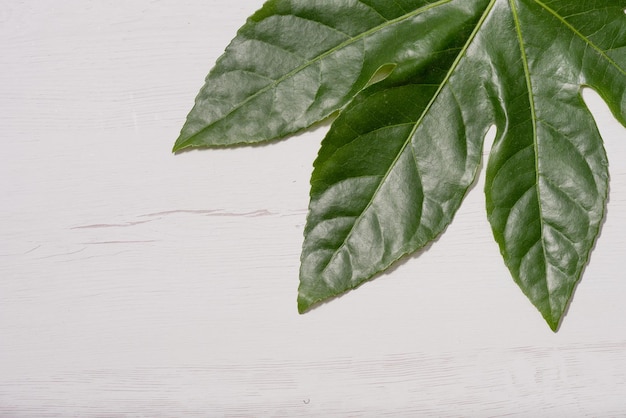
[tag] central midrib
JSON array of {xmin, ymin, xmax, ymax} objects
[{"xmin": 510, "ymin": 0, "xmax": 556, "ymax": 321}]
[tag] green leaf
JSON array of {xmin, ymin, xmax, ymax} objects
[
  {"xmin": 176, "ymin": 0, "xmax": 626, "ymax": 330},
  {"xmin": 483, "ymin": 0, "xmax": 621, "ymax": 331},
  {"xmin": 298, "ymin": 3, "xmax": 495, "ymax": 313},
  {"xmin": 173, "ymin": 0, "xmax": 493, "ymax": 150}
]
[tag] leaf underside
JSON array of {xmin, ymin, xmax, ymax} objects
[{"xmin": 176, "ymin": 0, "xmax": 626, "ymax": 331}]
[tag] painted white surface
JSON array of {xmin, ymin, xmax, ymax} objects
[{"xmin": 1, "ymin": 1, "xmax": 625, "ymax": 416}]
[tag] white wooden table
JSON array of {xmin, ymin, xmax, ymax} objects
[{"xmin": 1, "ymin": 1, "xmax": 626, "ymax": 416}]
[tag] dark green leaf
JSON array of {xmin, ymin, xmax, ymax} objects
[
  {"xmin": 176, "ymin": 0, "xmax": 626, "ymax": 330},
  {"xmin": 173, "ymin": 0, "xmax": 492, "ymax": 150},
  {"xmin": 298, "ymin": 5, "xmax": 494, "ymax": 313},
  {"xmin": 484, "ymin": 0, "xmax": 622, "ymax": 330}
]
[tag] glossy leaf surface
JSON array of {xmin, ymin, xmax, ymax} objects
[
  {"xmin": 173, "ymin": 0, "xmax": 490, "ymax": 150},
  {"xmin": 176, "ymin": 0, "xmax": 626, "ymax": 330}
]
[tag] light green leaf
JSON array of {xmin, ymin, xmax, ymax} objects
[{"xmin": 175, "ymin": 0, "xmax": 626, "ymax": 330}]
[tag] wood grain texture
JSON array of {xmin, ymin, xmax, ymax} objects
[{"xmin": 1, "ymin": 1, "xmax": 625, "ymax": 416}]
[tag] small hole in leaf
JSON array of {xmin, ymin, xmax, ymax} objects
[{"xmin": 365, "ymin": 63, "xmax": 397, "ymax": 87}]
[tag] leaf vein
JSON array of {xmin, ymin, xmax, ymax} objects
[
  {"xmin": 354, "ymin": 0, "xmax": 390, "ymax": 22},
  {"xmin": 321, "ymin": 122, "xmax": 417, "ymax": 165},
  {"xmin": 248, "ymin": 37, "xmax": 308, "ymax": 61},
  {"xmin": 532, "ymin": 0, "xmax": 626, "ymax": 77}
]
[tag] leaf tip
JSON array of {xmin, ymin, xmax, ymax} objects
[
  {"xmin": 547, "ymin": 318, "xmax": 560, "ymax": 333},
  {"xmin": 297, "ymin": 295, "xmax": 310, "ymax": 314},
  {"xmin": 171, "ymin": 137, "xmax": 190, "ymax": 153},
  {"xmin": 541, "ymin": 311, "xmax": 562, "ymax": 332}
]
